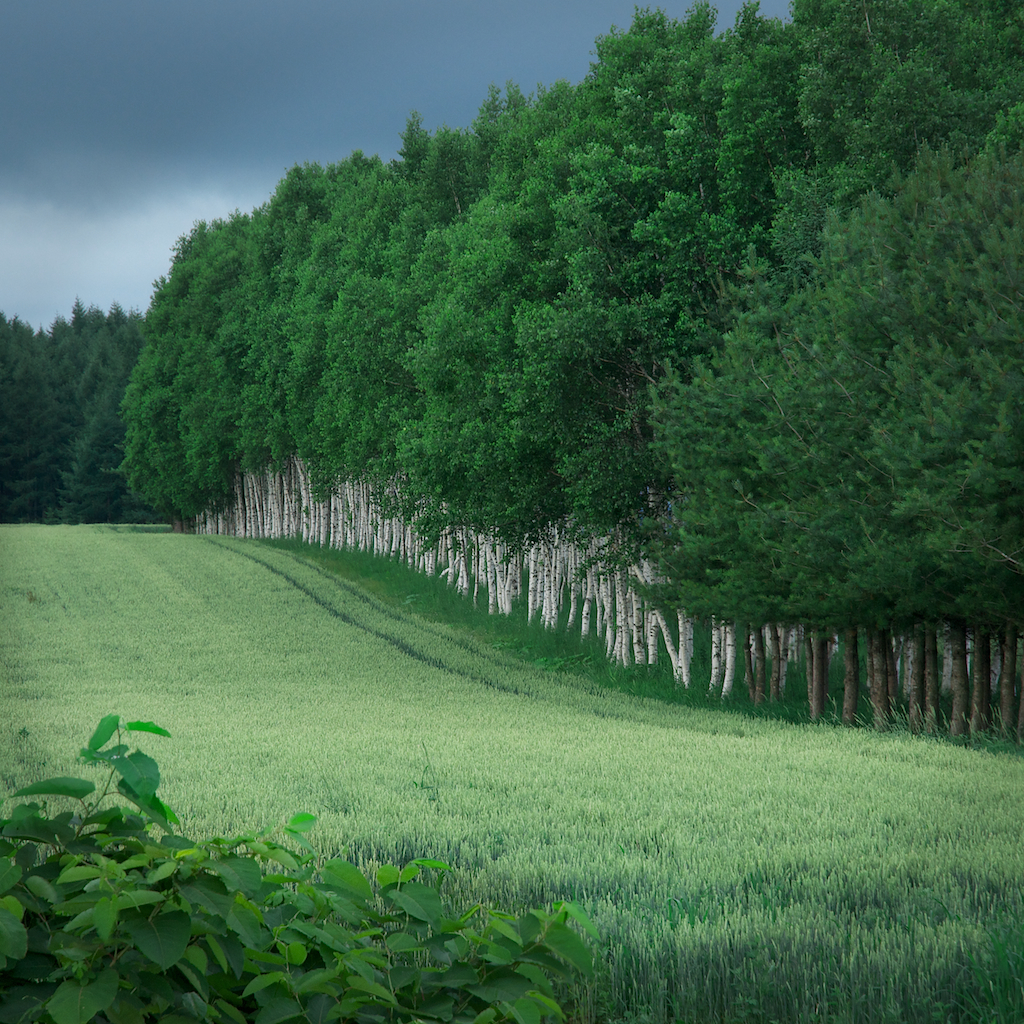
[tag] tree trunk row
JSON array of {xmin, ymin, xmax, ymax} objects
[
  {"xmin": 196, "ymin": 465, "xmax": 1024, "ymax": 739},
  {"xmin": 195, "ymin": 463, "xmax": 697, "ymax": 673}
]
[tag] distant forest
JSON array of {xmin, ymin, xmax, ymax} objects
[{"xmin": 0, "ymin": 301, "xmax": 157, "ymax": 524}]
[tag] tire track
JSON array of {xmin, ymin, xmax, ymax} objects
[{"xmin": 203, "ymin": 537, "xmax": 529, "ymax": 697}]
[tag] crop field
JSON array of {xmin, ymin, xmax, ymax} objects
[{"xmin": 3, "ymin": 525, "xmax": 1024, "ymax": 1024}]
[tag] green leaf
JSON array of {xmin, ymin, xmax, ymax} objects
[
  {"xmin": 526, "ymin": 992, "xmax": 564, "ymax": 1018},
  {"xmin": 179, "ymin": 875, "xmax": 235, "ymax": 918},
  {"xmin": 540, "ymin": 923, "xmax": 592, "ymax": 977},
  {"xmin": 398, "ymin": 864, "xmax": 420, "ymax": 884},
  {"xmin": 0, "ymin": 906, "xmax": 28, "ymax": 960},
  {"xmin": 122, "ymin": 909, "xmax": 191, "ymax": 969},
  {"xmin": 25, "ymin": 874, "xmax": 61, "ymax": 905},
  {"xmin": 145, "ymin": 860, "xmax": 177, "ymax": 884},
  {"xmin": 467, "ymin": 971, "xmax": 532, "ymax": 1002},
  {"xmin": 285, "ymin": 942, "xmax": 307, "ymax": 966},
  {"xmin": 303, "ymin": 994, "xmax": 336, "ymax": 1024},
  {"xmin": 439, "ymin": 963, "xmax": 478, "ymax": 987},
  {"xmin": 294, "ymin": 968, "xmax": 342, "ymax": 995},
  {"xmin": 87, "ymin": 715, "xmax": 121, "ymax": 752},
  {"xmin": 182, "ymin": 942, "xmax": 208, "ymax": 975},
  {"xmin": 125, "ymin": 721, "xmax": 171, "ymax": 738},
  {"xmin": 285, "ymin": 813, "xmax": 316, "ymax": 833},
  {"xmin": 0, "ymin": 860, "xmax": 22, "ymax": 895},
  {"xmin": 0, "ymin": 894, "xmax": 23, "ymax": 919},
  {"xmin": 215, "ymin": 999, "xmax": 249, "ymax": 1024},
  {"xmin": 94, "ymin": 898, "xmax": 117, "ymax": 942},
  {"xmin": 554, "ymin": 902, "xmax": 600, "ymax": 941},
  {"xmin": 344, "ymin": 977, "xmax": 396, "ymax": 1003},
  {"xmin": 207, "ymin": 856, "xmax": 263, "ymax": 898},
  {"xmin": 385, "ymin": 882, "xmax": 443, "ymax": 924},
  {"xmin": 409, "ymin": 859, "xmax": 451, "ymax": 872},
  {"xmin": 144, "ymin": 794, "xmax": 180, "ymax": 827},
  {"xmin": 57, "ymin": 865, "xmax": 103, "ymax": 885},
  {"xmin": 385, "ymin": 932, "xmax": 423, "ymax": 953},
  {"xmin": 46, "ymin": 969, "xmax": 119, "ymax": 1024},
  {"xmin": 242, "ymin": 972, "xmax": 287, "ymax": 998},
  {"xmin": 265, "ymin": 848, "xmax": 299, "ymax": 871},
  {"xmin": 254, "ymin": 996, "xmax": 304, "ymax": 1024},
  {"xmin": 510, "ymin": 998, "xmax": 541, "ymax": 1024},
  {"xmin": 113, "ymin": 890, "xmax": 164, "ymax": 911},
  {"xmin": 227, "ymin": 902, "xmax": 268, "ymax": 950},
  {"xmin": 13, "ymin": 777, "xmax": 95, "ymax": 800},
  {"xmin": 111, "ymin": 751, "xmax": 160, "ymax": 799},
  {"xmin": 206, "ymin": 932, "xmax": 245, "ymax": 979},
  {"xmin": 376, "ymin": 864, "xmax": 400, "ymax": 888},
  {"xmin": 321, "ymin": 860, "xmax": 373, "ymax": 901},
  {"xmin": 414, "ymin": 993, "xmax": 454, "ymax": 1020},
  {"xmin": 176, "ymin": 958, "xmax": 210, "ymax": 1002},
  {"xmin": 65, "ymin": 908, "xmax": 96, "ymax": 933}
]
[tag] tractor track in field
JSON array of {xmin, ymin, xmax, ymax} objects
[{"xmin": 204, "ymin": 537, "xmax": 534, "ymax": 699}]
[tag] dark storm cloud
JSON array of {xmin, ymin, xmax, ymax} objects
[{"xmin": 1, "ymin": 0, "xmax": 791, "ymax": 328}]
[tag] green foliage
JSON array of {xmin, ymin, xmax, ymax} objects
[
  {"xmin": 0, "ymin": 304, "xmax": 154, "ymax": 525},
  {"xmin": 651, "ymin": 146, "xmax": 1024, "ymax": 630},
  {"xmin": 0, "ymin": 315, "xmax": 62, "ymax": 522},
  {"xmin": 0, "ymin": 717, "xmax": 592, "ymax": 1024},
  {"xmin": 123, "ymin": 217, "xmax": 253, "ymax": 520},
  {"xmin": 120, "ymin": 0, "xmax": 1023, "ymax": 573}
]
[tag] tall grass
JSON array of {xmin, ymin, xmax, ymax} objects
[{"xmin": 3, "ymin": 525, "xmax": 1023, "ymax": 1024}]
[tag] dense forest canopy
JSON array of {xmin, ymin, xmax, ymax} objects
[
  {"xmin": 123, "ymin": 1, "xmax": 1021, "ymax": 551},
  {"xmin": 0, "ymin": 301, "xmax": 156, "ymax": 524}
]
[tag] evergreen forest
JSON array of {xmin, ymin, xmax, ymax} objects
[{"xmin": 0, "ymin": 302, "xmax": 156, "ymax": 525}]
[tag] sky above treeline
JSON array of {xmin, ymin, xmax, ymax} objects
[{"xmin": 2, "ymin": 0, "xmax": 790, "ymax": 332}]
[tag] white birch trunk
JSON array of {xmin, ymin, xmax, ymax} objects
[
  {"xmin": 709, "ymin": 617, "xmax": 723, "ymax": 692},
  {"xmin": 721, "ymin": 621, "xmax": 737, "ymax": 697},
  {"xmin": 581, "ymin": 569, "xmax": 593, "ymax": 638},
  {"xmin": 631, "ymin": 586, "xmax": 646, "ymax": 666},
  {"xmin": 678, "ymin": 609, "xmax": 693, "ymax": 688},
  {"xmin": 653, "ymin": 608, "xmax": 679, "ymax": 681}
]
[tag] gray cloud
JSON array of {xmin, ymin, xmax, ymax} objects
[{"xmin": 1, "ymin": 0, "xmax": 791, "ymax": 329}]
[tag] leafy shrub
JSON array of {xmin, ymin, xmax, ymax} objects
[{"xmin": 0, "ymin": 717, "xmax": 596, "ymax": 1024}]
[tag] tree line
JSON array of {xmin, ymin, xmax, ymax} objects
[
  {"xmin": 0, "ymin": 301, "xmax": 156, "ymax": 524},
  {"xmin": 121, "ymin": 0, "xmax": 1024, "ymax": 735}
]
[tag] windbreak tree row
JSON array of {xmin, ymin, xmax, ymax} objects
[{"xmin": 122, "ymin": 0, "xmax": 1024, "ymax": 734}]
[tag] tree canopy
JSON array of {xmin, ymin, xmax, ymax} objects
[{"xmin": 119, "ymin": 0, "xmax": 1023, "ymax": 643}]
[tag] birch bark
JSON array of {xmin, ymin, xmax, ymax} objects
[
  {"xmin": 678, "ymin": 610, "xmax": 693, "ymax": 688},
  {"xmin": 709, "ymin": 618, "xmax": 722, "ymax": 693},
  {"xmin": 721, "ymin": 621, "xmax": 736, "ymax": 698}
]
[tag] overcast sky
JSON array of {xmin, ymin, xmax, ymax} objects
[{"xmin": 1, "ymin": 0, "xmax": 790, "ymax": 331}]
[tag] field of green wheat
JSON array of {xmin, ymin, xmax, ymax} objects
[{"xmin": 2, "ymin": 524, "xmax": 1023, "ymax": 1024}]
